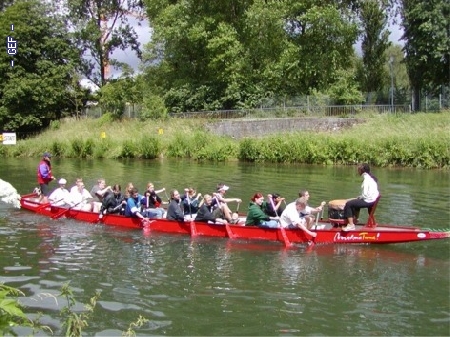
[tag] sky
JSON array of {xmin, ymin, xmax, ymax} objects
[{"xmin": 81, "ymin": 17, "xmax": 405, "ymax": 92}]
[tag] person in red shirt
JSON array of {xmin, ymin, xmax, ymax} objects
[{"xmin": 37, "ymin": 152, "xmax": 55, "ymax": 204}]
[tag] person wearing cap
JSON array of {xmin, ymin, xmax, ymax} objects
[
  {"xmin": 48, "ymin": 178, "xmax": 71, "ymax": 207},
  {"xmin": 37, "ymin": 152, "xmax": 55, "ymax": 204},
  {"xmin": 210, "ymin": 183, "xmax": 242, "ymax": 224}
]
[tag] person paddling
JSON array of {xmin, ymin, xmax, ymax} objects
[
  {"xmin": 48, "ymin": 178, "xmax": 70, "ymax": 206},
  {"xmin": 279, "ymin": 197, "xmax": 317, "ymax": 238},
  {"xmin": 211, "ymin": 183, "xmax": 241, "ymax": 224}
]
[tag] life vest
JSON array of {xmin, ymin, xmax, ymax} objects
[{"xmin": 37, "ymin": 160, "xmax": 52, "ymax": 184}]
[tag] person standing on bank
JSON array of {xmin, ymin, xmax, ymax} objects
[
  {"xmin": 342, "ymin": 163, "xmax": 380, "ymax": 231},
  {"xmin": 37, "ymin": 152, "xmax": 55, "ymax": 204}
]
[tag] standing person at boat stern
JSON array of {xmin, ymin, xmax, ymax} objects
[
  {"xmin": 342, "ymin": 163, "xmax": 379, "ymax": 231},
  {"xmin": 37, "ymin": 152, "xmax": 55, "ymax": 204}
]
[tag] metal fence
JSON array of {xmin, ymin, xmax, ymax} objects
[
  {"xmin": 168, "ymin": 104, "xmax": 409, "ymax": 119},
  {"xmin": 83, "ymin": 87, "xmax": 448, "ymax": 119}
]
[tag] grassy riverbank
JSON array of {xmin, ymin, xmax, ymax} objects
[{"xmin": 1, "ymin": 112, "xmax": 449, "ymax": 168}]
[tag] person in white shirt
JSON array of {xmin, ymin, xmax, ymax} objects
[
  {"xmin": 48, "ymin": 178, "xmax": 71, "ymax": 206},
  {"xmin": 69, "ymin": 179, "xmax": 93, "ymax": 211},
  {"xmin": 298, "ymin": 189, "xmax": 326, "ymax": 228},
  {"xmin": 90, "ymin": 178, "xmax": 112, "ymax": 213},
  {"xmin": 279, "ymin": 197, "xmax": 317, "ymax": 238},
  {"xmin": 342, "ymin": 163, "xmax": 380, "ymax": 231},
  {"xmin": 69, "ymin": 178, "xmax": 83, "ymax": 193}
]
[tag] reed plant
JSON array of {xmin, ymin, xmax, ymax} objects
[
  {"xmin": 3, "ymin": 111, "xmax": 449, "ymax": 168},
  {"xmin": 0, "ymin": 282, "xmax": 147, "ymax": 337}
]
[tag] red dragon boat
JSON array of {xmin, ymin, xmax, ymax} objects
[{"xmin": 20, "ymin": 193, "xmax": 450, "ymax": 247}]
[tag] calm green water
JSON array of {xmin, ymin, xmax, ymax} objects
[{"xmin": 0, "ymin": 158, "xmax": 449, "ymax": 336}]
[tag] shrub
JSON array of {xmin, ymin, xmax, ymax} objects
[
  {"xmin": 51, "ymin": 140, "xmax": 65, "ymax": 157},
  {"xmin": 120, "ymin": 140, "xmax": 137, "ymax": 158},
  {"xmin": 49, "ymin": 120, "xmax": 60, "ymax": 130},
  {"xmin": 139, "ymin": 136, "xmax": 161, "ymax": 159}
]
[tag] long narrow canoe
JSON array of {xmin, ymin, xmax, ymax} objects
[{"xmin": 20, "ymin": 194, "xmax": 450, "ymax": 246}]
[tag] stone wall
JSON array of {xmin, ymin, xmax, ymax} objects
[{"xmin": 205, "ymin": 117, "xmax": 366, "ymax": 139}]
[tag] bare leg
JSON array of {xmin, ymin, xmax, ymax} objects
[{"xmin": 222, "ymin": 204, "xmax": 232, "ymax": 221}]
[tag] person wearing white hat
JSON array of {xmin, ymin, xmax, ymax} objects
[
  {"xmin": 48, "ymin": 178, "xmax": 71, "ymax": 207},
  {"xmin": 211, "ymin": 183, "xmax": 242, "ymax": 224}
]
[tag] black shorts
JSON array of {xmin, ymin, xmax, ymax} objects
[{"xmin": 39, "ymin": 183, "xmax": 50, "ymax": 196}]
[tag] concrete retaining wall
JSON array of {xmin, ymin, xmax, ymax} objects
[{"xmin": 205, "ymin": 117, "xmax": 366, "ymax": 139}]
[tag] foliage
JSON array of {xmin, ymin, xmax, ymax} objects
[
  {"xmin": 143, "ymin": 0, "xmax": 359, "ymax": 112},
  {"xmin": 358, "ymin": 0, "xmax": 391, "ymax": 93},
  {"xmin": 121, "ymin": 140, "xmax": 138, "ymax": 158},
  {"xmin": 57, "ymin": 0, "xmax": 144, "ymax": 87},
  {"xmin": 122, "ymin": 315, "xmax": 149, "ymax": 337},
  {"xmin": 50, "ymin": 120, "xmax": 61, "ymax": 130},
  {"xmin": 51, "ymin": 140, "xmax": 66, "ymax": 157},
  {"xmin": 1, "ymin": 282, "xmax": 148, "ymax": 337},
  {"xmin": 139, "ymin": 136, "xmax": 161, "ymax": 159},
  {"xmin": 0, "ymin": 283, "xmax": 51, "ymax": 336},
  {"xmin": 399, "ymin": 0, "xmax": 450, "ymax": 110},
  {"xmin": 141, "ymin": 93, "xmax": 168, "ymax": 119},
  {"xmin": 2, "ymin": 112, "xmax": 448, "ymax": 168},
  {"xmin": 0, "ymin": 0, "xmax": 81, "ymax": 132},
  {"xmin": 327, "ymin": 68, "xmax": 364, "ymax": 105},
  {"xmin": 70, "ymin": 138, "xmax": 95, "ymax": 158},
  {"xmin": 99, "ymin": 76, "xmax": 142, "ymax": 119},
  {"xmin": 0, "ymin": 283, "xmax": 30, "ymax": 334},
  {"xmin": 59, "ymin": 282, "xmax": 100, "ymax": 337}
]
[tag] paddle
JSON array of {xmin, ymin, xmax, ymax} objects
[
  {"xmin": 51, "ymin": 199, "xmax": 86, "ymax": 219},
  {"xmin": 314, "ymin": 201, "xmax": 326, "ymax": 229},
  {"xmin": 185, "ymin": 191, "xmax": 192, "ymax": 219},
  {"xmin": 37, "ymin": 197, "xmax": 66, "ymax": 213},
  {"xmin": 269, "ymin": 197, "xmax": 292, "ymax": 248}
]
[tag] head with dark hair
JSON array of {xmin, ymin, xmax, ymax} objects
[
  {"xmin": 112, "ymin": 184, "xmax": 122, "ymax": 195},
  {"xmin": 358, "ymin": 163, "xmax": 378, "ymax": 182}
]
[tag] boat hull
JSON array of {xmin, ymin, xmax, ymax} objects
[{"xmin": 20, "ymin": 194, "xmax": 450, "ymax": 246}]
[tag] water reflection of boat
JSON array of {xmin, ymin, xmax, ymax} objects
[{"xmin": 21, "ymin": 193, "xmax": 450, "ymax": 247}]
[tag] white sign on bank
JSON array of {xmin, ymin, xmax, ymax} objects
[{"xmin": 2, "ymin": 132, "xmax": 17, "ymax": 145}]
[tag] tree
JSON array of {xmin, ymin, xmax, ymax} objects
[
  {"xmin": 0, "ymin": 0, "xmax": 15, "ymax": 11},
  {"xmin": 399, "ymin": 0, "xmax": 450, "ymax": 110},
  {"xmin": 0, "ymin": 0, "xmax": 82, "ymax": 132},
  {"xmin": 143, "ymin": 0, "xmax": 359, "ymax": 112},
  {"xmin": 99, "ymin": 71, "xmax": 143, "ymax": 119},
  {"xmin": 358, "ymin": 0, "xmax": 391, "ymax": 93},
  {"xmin": 58, "ymin": 0, "xmax": 144, "ymax": 87}
]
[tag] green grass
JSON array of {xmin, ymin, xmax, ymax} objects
[{"xmin": 3, "ymin": 111, "xmax": 449, "ymax": 168}]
